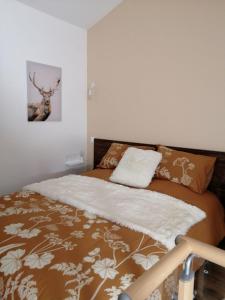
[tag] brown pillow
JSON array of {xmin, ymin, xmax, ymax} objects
[
  {"xmin": 155, "ymin": 145, "xmax": 216, "ymax": 194},
  {"xmin": 98, "ymin": 143, "xmax": 155, "ymax": 169}
]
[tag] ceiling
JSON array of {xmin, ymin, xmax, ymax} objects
[{"xmin": 17, "ymin": 0, "xmax": 123, "ymax": 29}]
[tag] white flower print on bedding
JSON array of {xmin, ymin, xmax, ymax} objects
[
  {"xmin": 70, "ymin": 231, "xmax": 84, "ymax": 239},
  {"xmin": 1, "ymin": 272, "xmax": 38, "ymax": 300},
  {"xmin": 83, "ymin": 248, "xmax": 100, "ymax": 263},
  {"xmin": 91, "ymin": 226, "xmax": 129, "ymax": 253},
  {"xmin": 92, "ymin": 258, "xmax": 118, "ymax": 280},
  {"xmin": 96, "ymin": 219, "xmax": 108, "ymax": 224},
  {"xmin": 110, "ymin": 241, "xmax": 130, "ymax": 253},
  {"xmin": 0, "ymin": 249, "xmax": 25, "ymax": 275},
  {"xmin": 83, "ymin": 224, "xmax": 91, "ymax": 229},
  {"xmin": 88, "ymin": 248, "xmax": 100, "ymax": 257},
  {"xmin": 44, "ymin": 233, "xmax": 63, "ymax": 246},
  {"xmin": 60, "ymin": 215, "xmax": 81, "ymax": 226},
  {"xmin": 87, "ymin": 219, "xmax": 95, "ymax": 224},
  {"xmin": 171, "ymin": 177, "xmax": 179, "ymax": 183},
  {"xmin": 92, "ymin": 231, "xmax": 101, "ymax": 239},
  {"xmin": 50, "ymin": 262, "xmax": 94, "ymax": 299},
  {"xmin": 180, "ymin": 174, "xmax": 192, "ymax": 186},
  {"xmin": 16, "ymin": 191, "xmax": 35, "ymax": 198},
  {"xmin": 111, "ymin": 225, "xmax": 121, "ymax": 231},
  {"xmin": 24, "ymin": 252, "xmax": 54, "ymax": 269},
  {"xmin": 48, "ymin": 204, "xmax": 73, "ymax": 215},
  {"xmin": 173, "ymin": 157, "xmax": 195, "ymax": 186},
  {"xmin": 159, "ymin": 167, "xmax": 171, "ymax": 179},
  {"xmin": 132, "ymin": 254, "xmax": 159, "ymax": 270},
  {"xmin": 120, "ymin": 274, "xmax": 135, "ymax": 289},
  {"xmin": 50, "ymin": 262, "xmax": 83, "ymax": 276},
  {"xmin": 89, "ymin": 216, "xmax": 108, "ymax": 226},
  {"xmin": 17, "ymin": 274, "xmax": 38, "ymax": 300},
  {"xmin": 105, "ymin": 274, "xmax": 135, "ymax": 300},
  {"xmin": 3, "ymin": 195, "xmax": 11, "ymax": 201},
  {"xmin": 4, "ymin": 224, "xmax": 41, "ymax": 239},
  {"xmin": 18, "ymin": 229, "xmax": 41, "ymax": 239},
  {"xmin": 83, "ymin": 211, "xmax": 96, "ymax": 219},
  {"xmin": 0, "ymin": 206, "xmax": 43, "ymax": 217},
  {"xmin": 48, "ymin": 230, "xmax": 167, "ymax": 299},
  {"xmin": 4, "ymin": 223, "xmax": 24, "ymax": 235},
  {"xmin": 83, "ymin": 256, "xmax": 95, "ymax": 263},
  {"xmin": 105, "ymin": 286, "xmax": 121, "ymax": 300},
  {"xmin": 63, "ymin": 241, "xmax": 76, "ymax": 251},
  {"xmin": 105, "ymin": 231, "xmax": 121, "ymax": 241},
  {"xmin": 83, "ymin": 216, "xmax": 108, "ymax": 231}
]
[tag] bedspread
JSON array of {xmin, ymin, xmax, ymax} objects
[
  {"xmin": 0, "ymin": 191, "xmax": 176, "ymax": 300},
  {"xmin": 0, "ymin": 169, "xmax": 224, "ymax": 300}
]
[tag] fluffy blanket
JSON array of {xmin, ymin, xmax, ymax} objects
[{"xmin": 24, "ymin": 175, "xmax": 206, "ymax": 249}]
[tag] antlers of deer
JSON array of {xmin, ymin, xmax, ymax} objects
[
  {"xmin": 29, "ymin": 72, "xmax": 42, "ymax": 92},
  {"xmin": 29, "ymin": 72, "xmax": 61, "ymax": 95}
]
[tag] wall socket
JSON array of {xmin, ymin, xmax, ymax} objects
[{"xmin": 90, "ymin": 136, "xmax": 95, "ymax": 144}]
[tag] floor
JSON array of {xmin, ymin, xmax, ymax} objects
[{"xmin": 195, "ymin": 238, "xmax": 225, "ymax": 300}]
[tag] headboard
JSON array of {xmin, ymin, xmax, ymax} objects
[{"xmin": 94, "ymin": 138, "xmax": 225, "ymax": 208}]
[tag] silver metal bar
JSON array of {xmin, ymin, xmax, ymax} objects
[
  {"xmin": 118, "ymin": 292, "xmax": 132, "ymax": 300},
  {"xmin": 180, "ymin": 253, "xmax": 195, "ymax": 281},
  {"xmin": 175, "ymin": 234, "xmax": 183, "ymax": 245}
]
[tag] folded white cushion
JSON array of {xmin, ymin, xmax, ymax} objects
[{"xmin": 109, "ymin": 147, "xmax": 162, "ymax": 188}]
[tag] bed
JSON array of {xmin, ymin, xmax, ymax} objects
[{"xmin": 0, "ymin": 138, "xmax": 224, "ymax": 300}]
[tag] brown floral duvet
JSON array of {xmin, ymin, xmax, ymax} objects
[
  {"xmin": 0, "ymin": 170, "xmax": 224, "ymax": 300},
  {"xmin": 0, "ymin": 190, "xmax": 177, "ymax": 300}
]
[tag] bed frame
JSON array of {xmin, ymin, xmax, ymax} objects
[{"xmin": 94, "ymin": 138, "xmax": 225, "ymax": 209}]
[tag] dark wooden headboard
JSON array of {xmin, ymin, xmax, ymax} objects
[{"xmin": 94, "ymin": 138, "xmax": 225, "ymax": 208}]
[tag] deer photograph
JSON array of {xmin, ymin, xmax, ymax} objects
[{"xmin": 27, "ymin": 61, "xmax": 61, "ymax": 122}]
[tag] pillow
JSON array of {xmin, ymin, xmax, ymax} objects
[
  {"xmin": 155, "ymin": 145, "xmax": 216, "ymax": 194},
  {"xmin": 109, "ymin": 147, "xmax": 162, "ymax": 188},
  {"xmin": 98, "ymin": 142, "xmax": 155, "ymax": 169}
]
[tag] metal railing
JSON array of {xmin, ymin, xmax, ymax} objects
[{"xmin": 118, "ymin": 235, "xmax": 225, "ymax": 300}]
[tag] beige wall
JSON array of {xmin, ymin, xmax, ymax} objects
[{"xmin": 87, "ymin": 0, "xmax": 225, "ymax": 166}]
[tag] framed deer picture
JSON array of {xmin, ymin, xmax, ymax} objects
[{"xmin": 27, "ymin": 61, "xmax": 62, "ymax": 121}]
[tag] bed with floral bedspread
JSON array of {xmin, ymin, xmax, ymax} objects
[{"xmin": 0, "ymin": 170, "xmax": 224, "ymax": 300}]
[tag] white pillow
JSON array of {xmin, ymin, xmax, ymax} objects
[{"xmin": 109, "ymin": 147, "xmax": 162, "ymax": 188}]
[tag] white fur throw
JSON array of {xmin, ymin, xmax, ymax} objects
[
  {"xmin": 110, "ymin": 147, "xmax": 162, "ymax": 188},
  {"xmin": 24, "ymin": 175, "xmax": 206, "ymax": 249}
]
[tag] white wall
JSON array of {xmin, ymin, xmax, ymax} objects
[{"xmin": 0, "ymin": 0, "xmax": 87, "ymax": 194}]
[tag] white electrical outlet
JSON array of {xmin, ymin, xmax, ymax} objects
[{"xmin": 90, "ymin": 136, "xmax": 95, "ymax": 144}]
